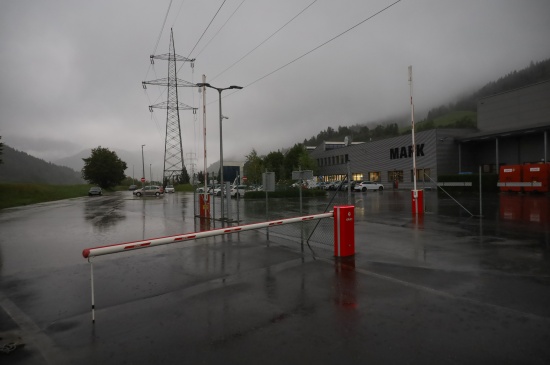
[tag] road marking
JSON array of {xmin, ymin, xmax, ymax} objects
[{"xmin": 0, "ymin": 296, "xmax": 68, "ymax": 364}]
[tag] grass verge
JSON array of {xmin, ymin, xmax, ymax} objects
[{"xmin": 0, "ymin": 183, "xmax": 93, "ymax": 210}]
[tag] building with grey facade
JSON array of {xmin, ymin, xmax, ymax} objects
[{"xmin": 309, "ymin": 80, "xmax": 550, "ymax": 188}]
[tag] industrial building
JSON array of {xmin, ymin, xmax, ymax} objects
[{"xmin": 309, "ymin": 80, "xmax": 550, "ymax": 189}]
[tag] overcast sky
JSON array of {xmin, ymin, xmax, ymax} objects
[{"xmin": 1, "ymin": 0, "xmax": 550, "ymax": 178}]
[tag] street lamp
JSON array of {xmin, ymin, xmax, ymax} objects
[
  {"xmin": 141, "ymin": 144, "xmax": 146, "ymax": 189},
  {"xmin": 195, "ymin": 82, "xmax": 243, "ymax": 221}
]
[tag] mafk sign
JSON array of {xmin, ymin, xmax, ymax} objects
[{"xmin": 390, "ymin": 143, "xmax": 425, "ymax": 160}]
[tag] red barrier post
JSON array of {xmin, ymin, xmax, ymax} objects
[
  {"xmin": 411, "ymin": 189, "xmax": 424, "ymax": 215},
  {"xmin": 334, "ymin": 205, "xmax": 355, "ymax": 257}
]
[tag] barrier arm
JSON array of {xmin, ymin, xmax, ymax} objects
[
  {"xmin": 83, "ymin": 211, "xmax": 333, "ymax": 324},
  {"xmin": 83, "ymin": 212, "xmax": 333, "ymax": 259}
]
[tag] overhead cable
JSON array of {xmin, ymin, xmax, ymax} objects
[
  {"xmin": 186, "ymin": 0, "xmax": 227, "ymax": 59},
  {"xmin": 196, "ymin": 0, "xmax": 247, "ymax": 58},
  {"xmin": 243, "ymin": 0, "xmax": 403, "ymax": 89},
  {"xmin": 144, "ymin": 0, "xmax": 174, "ymax": 81},
  {"xmin": 210, "ymin": 0, "xmax": 317, "ymax": 82}
]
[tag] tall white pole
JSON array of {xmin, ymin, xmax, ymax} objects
[
  {"xmin": 202, "ymin": 75, "xmax": 208, "ymax": 198},
  {"xmin": 409, "ymin": 66, "xmax": 417, "ymax": 192}
]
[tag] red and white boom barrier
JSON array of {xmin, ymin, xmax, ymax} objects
[
  {"xmin": 82, "ymin": 211, "xmax": 348, "ymax": 259},
  {"xmin": 83, "ymin": 207, "xmax": 355, "ymax": 323}
]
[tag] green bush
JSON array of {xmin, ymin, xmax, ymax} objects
[{"xmin": 437, "ymin": 174, "xmax": 498, "ymax": 194}]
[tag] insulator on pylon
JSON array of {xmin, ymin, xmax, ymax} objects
[
  {"xmin": 193, "ymin": 108, "xmax": 197, "ymax": 114},
  {"xmin": 149, "ymin": 106, "xmax": 153, "ymax": 112},
  {"xmin": 142, "ymin": 82, "xmax": 147, "ymax": 89}
]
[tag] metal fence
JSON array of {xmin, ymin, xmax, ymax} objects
[{"xmin": 193, "ymin": 184, "xmax": 352, "ymax": 255}]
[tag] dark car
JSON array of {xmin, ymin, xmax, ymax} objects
[{"xmin": 88, "ymin": 187, "xmax": 102, "ymax": 196}]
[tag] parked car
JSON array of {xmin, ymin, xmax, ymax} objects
[
  {"xmin": 165, "ymin": 185, "xmax": 175, "ymax": 193},
  {"xmin": 340, "ymin": 180, "xmax": 357, "ymax": 191},
  {"xmin": 134, "ymin": 185, "xmax": 164, "ymax": 197},
  {"xmin": 88, "ymin": 187, "xmax": 102, "ymax": 196},
  {"xmin": 230, "ymin": 185, "xmax": 247, "ymax": 198},
  {"xmin": 196, "ymin": 185, "xmax": 213, "ymax": 194},
  {"xmin": 325, "ymin": 181, "xmax": 341, "ymax": 190},
  {"xmin": 354, "ymin": 181, "xmax": 384, "ymax": 192},
  {"xmin": 128, "ymin": 184, "xmax": 137, "ymax": 191}
]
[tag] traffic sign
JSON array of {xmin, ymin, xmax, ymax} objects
[{"xmin": 141, "ymin": 177, "xmax": 145, "ymax": 182}]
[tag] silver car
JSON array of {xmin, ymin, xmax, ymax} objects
[{"xmin": 134, "ymin": 185, "xmax": 164, "ymax": 197}]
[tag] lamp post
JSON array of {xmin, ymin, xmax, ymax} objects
[
  {"xmin": 141, "ymin": 144, "xmax": 146, "ymax": 189},
  {"xmin": 195, "ymin": 82, "xmax": 243, "ymax": 222},
  {"xmin": 150, "ymin": 164, "xmax": 152, "ymax": 184}
]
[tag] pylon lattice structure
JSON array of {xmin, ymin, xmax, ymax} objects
[{"xmin": 142, "ymin": 28, "xmax": 196, "ymax": 187}]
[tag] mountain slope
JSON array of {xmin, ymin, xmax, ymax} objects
[{"xmin": 0, "ymin": 145, "xmax": 84, "ymax": 184}]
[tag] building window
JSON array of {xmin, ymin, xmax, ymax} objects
[
  {"xmin": 369, "ymin": 172, "xmax": 380, "ymax": 182},
  {"xmin": 353, "ymin": 173, "xmax": 363, "ymax": 181},
  {"xmin": 411, "ymin": 168, "xmax": 431, "ymax": 182},
  {"xmin": 388, "ymin": 170, "xmax": 403, "ymax": 182}
]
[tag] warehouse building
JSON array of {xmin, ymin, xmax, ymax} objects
[{"xmin": 309, "ymin": 80, "xmax": 550, "ymax": 188}]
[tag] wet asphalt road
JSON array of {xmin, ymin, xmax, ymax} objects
[{"xmin": 1, "ymin": 190, "xmax": 550, "ymax": 364}]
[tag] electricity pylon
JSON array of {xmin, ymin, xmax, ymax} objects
[{"xmin": 142, "ymin": 28, "xmax": 196, "ymax": 188}]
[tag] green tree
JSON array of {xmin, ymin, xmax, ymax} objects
[
  {"xmin": 283, "ymin": 144, "xmax": 308, "ymax": 179},
  {"xmin": 264, "ymin": 150, "xmax": 285, "ymax": 178},
  {"xmin": 176, "ymin": 166, "xmax": 190, "ymax": 184},
  {"xmin": 82, "ymin": 146, "xmax": 128, "ymax": 189},
  {"xmin": 244, "ymin": 149, "xmax": 263, "ymax": 184}
]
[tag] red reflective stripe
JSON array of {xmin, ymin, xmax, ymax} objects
[
  {"xmin": 124, "ymin": 245, "xmax": 135, "ymax": 250},
  {"xmin": 140, "ymin": 242, "xmax": 151, "ymax": 247}
]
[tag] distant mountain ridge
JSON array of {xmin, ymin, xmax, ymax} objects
[{"xmin": 0, "ymin": 144, "xmax": 84, "ymax": 184}]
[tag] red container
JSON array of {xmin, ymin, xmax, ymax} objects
[
  {"xmin": 523, "ymin": 163, "xmax": 550, "ymax": 193},
  {"xmin": 499, "ymin": 165, "xmax": 523, "ymax": 192},
  {"xmin": 334, "ymin": 206, "xmax": 355, "ymax": 257}
]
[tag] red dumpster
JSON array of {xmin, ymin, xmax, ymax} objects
[
  {"xmin": 499, "ymin": 165, "xmax": 523, "ymax": 192},
  {"xmin": 523, "ymin": 163, "xmax": 549, "ymax": 193}
]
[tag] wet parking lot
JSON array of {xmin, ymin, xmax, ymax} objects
[{"xmin": 1, "ymin": 190, "xmax": 550, "ymax": 364}]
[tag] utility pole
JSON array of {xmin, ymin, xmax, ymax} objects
[{"xmin": 142, "ymin": 28, "xmax": 196, "ymax": 189}]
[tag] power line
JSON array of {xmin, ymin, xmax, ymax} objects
[
  {"xmin": 144, "ymin": 0, "xmax": 174, "ymax": 81},
  {"xmin": 243, "ymin": 0, "xmax": 403, "ymax": 89},
  {"xmin": 152, "ymin": 0, "xmax": 174, "ymax": 56},
  {"xmin": 196, "ymin": 0, "xmax": 247, "ymax": 58},
  {"xmin": 210, "ymin": 0, "xmax": 317, "ymax": 82},
  {"xmin": 186, "ymin": 0, "xmax": 228, "ymax": 59}
]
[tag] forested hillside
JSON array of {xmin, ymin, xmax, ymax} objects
[
  {"xmin": 303, "ymin": 58, "xmax": 550, "ymax": 146},
  {"xmin": 0, "ymin": 144, "xmax": 84, "ymax": 184}
]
